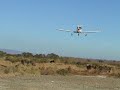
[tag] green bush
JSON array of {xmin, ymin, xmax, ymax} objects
[
  {"xmin": 0, "ymin": 51, "xmax": 6, "ymax": 57},
  {"xmin": 5, "ymin": 56, "xmax": 20, "ymax": 63}
]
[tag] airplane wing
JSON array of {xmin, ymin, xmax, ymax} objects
[
  {"xmin": 81, "ymin": 31, "xmax": 101, "ymax": 33},
  {"xmin": 57, "ymin": 29, "xmax": 72, "ymax": 32}
]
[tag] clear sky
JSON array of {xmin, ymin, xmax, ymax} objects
[{"xmin": 0, "ymin": 0, "xmax": 120, "ymax": 60}]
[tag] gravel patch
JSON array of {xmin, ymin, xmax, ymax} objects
[{"xmin": 0, "ymin": 75, "xmax": 120, "ymax": 90}]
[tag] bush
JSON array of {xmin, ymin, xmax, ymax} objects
[
  {"xmin": 4, "ymin": 66, "xmax": 18, "ymax": 74},
  {"xmin": 5, "ymin": 56, "xmax": 20, "ymax": 63},
  {"xmin": 4, "ymin": 68, "xmax": 10, "ymax": 74},
  {"xmin": 33, "ymin": 58, "xmax": 48, "ymax": 63},
  {"xmin": 56, "ymin": 69, "xmax": 69, "ymax": 76},
  {"xmin": 114, "ymin": 73, "xmax": 120, "ymax": 78},
  {"xmin": 40, "ymin": 67, "xmax": 55, "ymax": 75}
]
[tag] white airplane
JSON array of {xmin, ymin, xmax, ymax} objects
[{"xmin": 57, "ymin": 25, "xmax": 100, "ymax": 36}]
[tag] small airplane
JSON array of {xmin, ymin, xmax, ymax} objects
[{"xmin": 57, "ymin": 25, "xmax": 101, "ymax": 36}]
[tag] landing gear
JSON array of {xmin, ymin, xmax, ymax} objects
[
  {"xmin": 85, "ymin": 34, "xmax": 87, "ymax": 36},
  {"xmin": 78, "ymin": 33, "xmax": 79, "ymax": 36}
]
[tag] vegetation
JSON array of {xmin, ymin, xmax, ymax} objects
[
  {"xmin": 0, "ymin": 50, "xmax": 120, "ymax": 78},
  {"xmin": 56, "ymin": 69, "xmax": 69, "ymax": 76}
]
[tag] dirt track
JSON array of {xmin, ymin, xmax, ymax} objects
[{"xmin": 0, "ymin": 75, "xmax": 120, "ymax": 90}]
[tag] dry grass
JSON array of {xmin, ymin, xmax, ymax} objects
[{"xmin": 0, "ymin": 58, "xmax": 120, "ymax": 78}]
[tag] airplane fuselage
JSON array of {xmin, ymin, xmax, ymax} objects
[{"xmin": 73, "ymin": 26, "xmax": 82, "ymax": 33}]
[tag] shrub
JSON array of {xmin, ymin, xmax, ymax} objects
[
  {"xmin": 4, "ymin": 66, "xmax": 17, "ymax": 74},
  {"xmin": 56, "ymin": 69, "xmax": 69, "ymax": 76},
  {"xmin": 40, "ymin": 67, "xmax": 55, "ymax": 75},
  {"xmin": 5, "ymin": 56, "xmax": 20, "ymax": 63},
  {"xmin": 114, "ymin": 73, "xmax": 120, "ymax": 78},
  {"xmin": 0, "ymin": 51, "xmax": 6, "ymax": 57},
  {"xmin": 4, "ymin": 68, "xmax": 10, "ymax": 74},
  {"xmin": 33, "ymin": 58, "xmax": 48, "ymax": 63}
]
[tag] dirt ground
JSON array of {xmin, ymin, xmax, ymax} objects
[{"xmin": 0, "ymin": 75, "xmax": 120, "ymax": 90}]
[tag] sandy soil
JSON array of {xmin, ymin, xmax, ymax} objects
[{"xmin": 0, "ymin": 75, "xmax": 120, "ymax": 90}]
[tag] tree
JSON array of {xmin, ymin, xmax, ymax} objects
[
  {"xmin": 34, "ymin": 54, "xmax": 46, "ymax": 58},
  {"xmin": 21, "ymin": 52, "xmax": 33, "ymax": 57},
  {"xmin": 0, "ymin": 51, "xmax": 6, "ymax": 57},
  {"xmin": 47, "ymin": 53, "xmax": 59, "ymax": 59}
]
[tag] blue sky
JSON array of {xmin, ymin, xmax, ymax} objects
[{"xmin": 0, "ymin": 0, "xmax": 120, "ymax": 60}]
